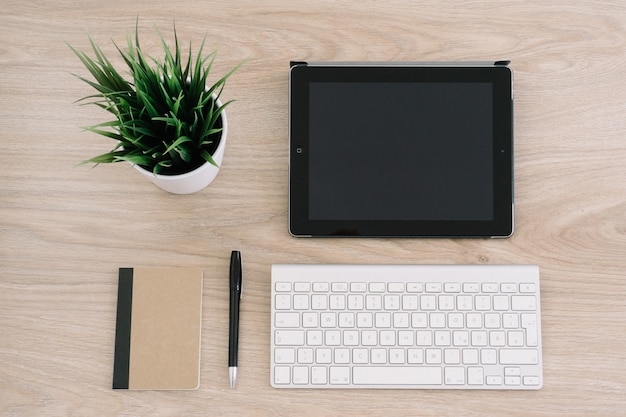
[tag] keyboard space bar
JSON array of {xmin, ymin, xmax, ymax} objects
[{"xmin": 353, "ymin": 367, "xmax": 442, "ymax": 385}]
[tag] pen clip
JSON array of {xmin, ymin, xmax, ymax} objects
[{"xmin": 230, "ymin": 250, "xmax": 243, "ymax": 299}]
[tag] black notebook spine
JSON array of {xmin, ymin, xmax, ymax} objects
[{"xmin": 112, "ymin": 268, "xmax": 134, "ymax": 389}]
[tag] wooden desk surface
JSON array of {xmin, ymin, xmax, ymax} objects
[{"xmin": 1, "ymin": 1, "xmax": 625, "ymax": 415}]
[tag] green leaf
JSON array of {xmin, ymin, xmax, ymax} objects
[
  {"xmin": 200, "ymin": 149, "xmax": 219, "ymax": 167},
  {"xmin": 163, "ymin": 135, "xmax": 192, "ymax": 154}
]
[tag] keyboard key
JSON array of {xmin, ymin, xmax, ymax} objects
[
  {"xmin": 298, "ymin": 348, "xmax": 314, "ymax": 364},
  {"xmin": 402, "ymin": 295, "xmax": 419, "ymax": 310},
  {"xmin": 332, "ymin": 282, "xmax": 348, "ymax": 292},
  {"xmin": 394, "ymin": 312, "xmax": 410, "ymax": 328},
  {"xmin": 426, "ymin": 349, "xmax": 442, "ymax": 364},
  {"xmin": 344, "ymin": 330, "xmax": 359, "ymax": 346},
  {"xmin": 471, "ymin": 331, "xmax": 488, "ymax": 347},
  {"xmin": 453, "ymin": 330, "xmax": 469, "ymax": 346},
  {"xmin": 384, "ymin": 295, "xmax": 400, "ymax": 310},
  {"xmin": 481, "ymin": 349, "xmax": 497, "ymax": 365},
  {"xmin": 302, "ymin": 312, "xmax": 318, "ymax": 328},
  {"xmin": 306, "ymin": 330, "xmax": 322, "ymax": 346},
  {"xmin": 329, "ymin": 294, "xmax": 346, "ymax": 310},
  {"xmin": 520, "ymin": 283, "xmax": 536, "ymax": 293},
  {"xmin": 475, "ymin": 295, "xmax": 491, "ymax": 311},
  {"xmin": 466, "ymin": 313, "xmax": 482, "ymax": 328},
  {"xmin": 353, "ymin": 366, "xmax": 442, "ymax": 385},
  {"xmin": 388, "ymin": 282, "xmax": 404, "ymax": 292},
  {"xmin": 523, "ymin": 376, "xmax": 541, "ymax": 386},
  {"xmin": 275, "ymin": 282, "xmax": 291, "ymax": 292},
  {"xmin": 416, "ymin": 330, "xmax": 432, "ymax": 346},
  {"xmin": 274, "ymin": 348, "xmax": 295, "ymax": 363},
  {"xmin": 512, "ymin": 296, "xmax": 537, "ymax": 311},
  {"xmin": 380, "ymin": 330, "xmax": 396, "ymax": 346},
  {"xmin": 311, "ymin": 366, "xmax": 327, "ymax": 384},
  {"xmin": 444, "ymin": 283, "xmax": 461, "ymax": 293},
  {"xmin": 493, "ymin": 295, "xmax": 509, "ymax": 311},
  {"xmin": 311, "ymin": 294, "xmax": 327, "ymax": 310},
  {"xmin": 484, "ymin": 313, "xmax": 501, "ymax": 329},
  {"xmin": 412, "ymin": 313, "xmax": 428, "ymax": 328},
  {"xmin": 463, "ymin": 283, "xmax": 480, "ymax": 293},
  {"xmin": 467, "ymin": 367, "xmax": 484, "ymax": 385},
  {"xmin": 320, "ymin": 312, "xmax": 336, "ymax": 327},
  {"xmin": 366, "ymin": 294, "xmax": 382, "ymax": 310},
  {"xmin": 508, "ymin": 331, "xmax": 525, "ymax": 347},
  {"xmin": 444, "ymin": 349, "xmax": 460, "ymax": 364},
  {"xmin": 522, "ymin": 314, "xmax": 539, "ymax": 346},
  {"xmin": 500, "ymin": 349, "xmax": 539, "ymax": 365},
  {"xmin": 339, "ymin": 312, "xmax": 355, "ymax": 328},
  {"xmin": 371, "ymin": 348, "xmax": 387, "ymax": 364},
  {"xmin": 274, "ymin": 366, "xmax": 290, "ymax": 384},
  {"xmin": 398, "ymin": 330, "xmax": 414, "ymax": 346},
  {"xmin": 502, "ymin": 313, "xmax": 519, "ymax": 329},
  {"xmin": 275, "ymin": 294, "xmax": 291, "ymax": 310},
  {"xmin": 439, "ymin": 295, "xmax": 455, "ymax": 311},
  {"xmin": 444, "ymin": 367, "xmax": 465, "ymax": 384},
  {"xmin": 431, "ymin": 314, "xmax": 446, "ymax": 329},
  {"xmin": 334, "ymin": 349, "xmax": 350, "ymax": 364},
  {"xmin": 362, "ymin": 330, "xmax": 377, "ymax": 346},
  {"xmin": 408, "ymin": 348, "xmax": 424, "ymax": 364},
  {"xmin": 504, "ymin": 367, "xmax": 521, "ymax": 376},
  {"xmin": 325, "ymin": 330, "xmax": 341, "ymax": 346},
  {"xmin": 375, "ymin": 312, "xmax": 391, "ymax": 328},
  {"xmin": 462, "ymin": 349, "xmax": 479, "ymax": 365},
  {"xmin": 448, "ymin": 313, "xmax": 464, "ymax": 329},
  {"xmin": 293, "ymin": 294, "xmax": 309, "ymax": 310},
  {"xmin": 457, "ymin": 295, "xmax": 473, "ymax": 311},
  {"xmin": 486, "ymin": 375, "xmax": 503, "ymax": 385},
  {"xmin": 357, "ymin": 312, "xmax": 373, "ymax": 328},
  {"xmin": 421, "ymin": 295, "xmax": 436, "ymax": 310},
  {"xmin": 330, "ymin": 367, "xmax": 350, "ymax": 384},
  {"xmin": 275, "ymin": 330, "xmax": 305, "ymax": 346},
  {"xmin": 348, "ymin": 294, "xmax": 364, "ymax": 310},
  {"xmin": 353, "ymin": 348, "xmax": 369, "ymax": 364},
  {"xmin": 489, "ymin": 331, "xmax": 506, "ymax": 347},
  {"xmin": 505, "ymin": 376, "xmax": 521, "ymax": 386},
  {"xmin": 350, "ymin": 282, "xmax": 367, "ymax": 292},
  {"xmin": 292, "ymin": 366, "xmax": 309, "ymax": 384},
  {"xmin": 389, "ymin": 348, "xmax": 405, "ymax": 364},
  {"xmin": 316, "ymin": 348, "xmax": 332, "ymax": 364},
  {"xmin": 275, "ymin": 312, "xmax": 300, "ymax": 328}
]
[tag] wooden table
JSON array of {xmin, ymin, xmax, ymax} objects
[{"xmin": 1, "ymin": 1, "xmax": 625, "ymax": 415}]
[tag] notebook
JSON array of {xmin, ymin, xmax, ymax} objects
[{"xmin": 112, "ymin": 267, "xmax": 203, "ymax": 390}]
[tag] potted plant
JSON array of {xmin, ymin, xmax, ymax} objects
[{"xmin": 69, "ymin": 23, "xmax": 244, "ymax": 194}]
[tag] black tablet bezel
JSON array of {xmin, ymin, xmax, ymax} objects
[{"xmin": 289, "ymin": 62, "xmax": 513, "ymax": 238}]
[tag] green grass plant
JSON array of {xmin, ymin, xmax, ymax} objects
[{"xmin": 69, "ymin": 22, "xmax": 244, "ymax": 175}]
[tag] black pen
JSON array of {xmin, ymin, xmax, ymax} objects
[{"xmin": 228, "ymin": 250, "xmax": 242, "ymax": 389}]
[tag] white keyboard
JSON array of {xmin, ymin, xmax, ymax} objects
[{"xmin": 270, "ymin": 264, "xmax": 542, "ymax": 389}]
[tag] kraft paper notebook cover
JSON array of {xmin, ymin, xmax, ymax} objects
[{"xmin": 113, "ymin": 267, "xmax": 203, "ymax": 390}]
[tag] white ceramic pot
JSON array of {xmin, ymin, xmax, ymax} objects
[{"xmin": 134, "ymin": 99, "xmax": 227, "ymax": 194}]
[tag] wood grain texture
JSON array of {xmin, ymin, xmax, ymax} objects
[{"xmin": 1, "ymin": 0, "xmax": 625, "ymax": 415}]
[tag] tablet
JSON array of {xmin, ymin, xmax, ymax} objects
[{"xmin": 289, "ymin": 61, "xmax": 514, "ymax": 238}]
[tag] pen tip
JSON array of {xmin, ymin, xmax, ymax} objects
[{"xmin": 229, "ymin": 367, "xmax": 237, "ymax": 389}]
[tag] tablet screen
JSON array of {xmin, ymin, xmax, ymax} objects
[{"xmin": 289, "ymin": 62, "xmax": 513, "ymax": 237}]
